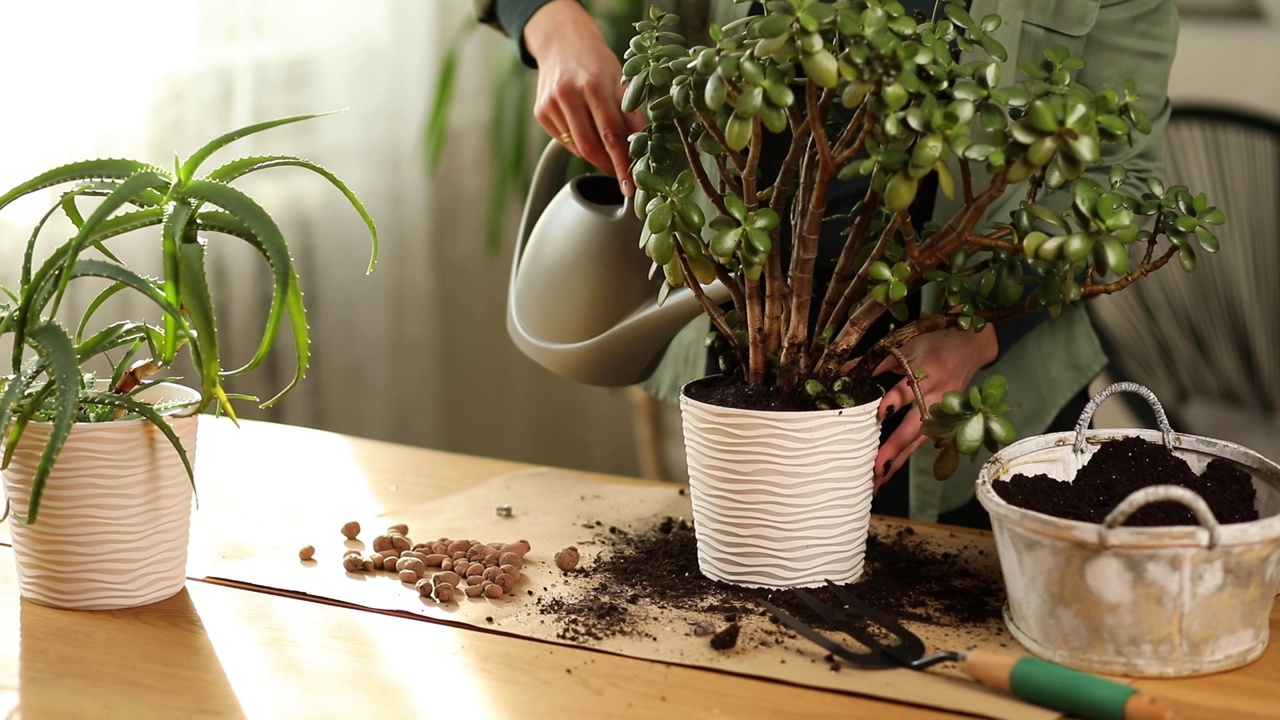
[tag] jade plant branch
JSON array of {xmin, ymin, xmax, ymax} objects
[{"xmin": 619, "ymin": 2, "xmax": 1222, "ymax": 472}]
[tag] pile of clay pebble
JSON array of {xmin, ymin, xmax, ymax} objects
[{"xmin": 301, "ymin": 521, "xmax": 537, "ymax": 603}]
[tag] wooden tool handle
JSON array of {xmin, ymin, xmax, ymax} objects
[{"xmin": 961, "ymin": 647, "xmax": 1182, "ymax": 720}]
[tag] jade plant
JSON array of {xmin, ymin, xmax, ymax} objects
[
  {"xmin": 619, "ymin": 1, "xmax": 1222, "ymax": 476},
  {"xmin": 0, "ymin": 112, "xmax": 378, "ymax": 521}
]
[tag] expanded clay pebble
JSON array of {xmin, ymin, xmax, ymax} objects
[
  {"xmin": 554, "ymin": 546, "xmax": 580, "ymax": 571},
  {"xmin": 341, "ymin": 521, "xmax": 361, "ymax": 540},
  {"xmin": 433, "ymin": 571, "xmax": 462, "ymax": 588},
  {"xmin": 501, "ymin": 540, "xmax": 531, "ymax": 557},
  {"xmin": 330, "ymin": 533, "xmax": 531, "ymax": 602},
  {"xmin": 434, "ymin": 583, "xmax": 456, "ymax": 603},
  {"xmin": 299, "ymin": 545, "xmax": 315, "ymax": 561},
  {"xmin": 396, "ymin": 557, "xmax": 426, "ymax": 578}
]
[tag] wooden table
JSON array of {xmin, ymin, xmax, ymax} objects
[{"xmin": 1, "ymin": 418, "xmax": 1277, "ymax": 719}]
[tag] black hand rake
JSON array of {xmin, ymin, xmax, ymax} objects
[{"xmin": 758, "ymin": 581, "xmax": 1180, "ymax": 720}]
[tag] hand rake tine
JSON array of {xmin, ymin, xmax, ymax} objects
[
  {"xmin": 824, "ymin": 581, "xmax": 926, "ymax": 659},
  {"xmin": 791, "ymin": 588, "xmax": 910, "ymax": 661},
  {"xmin": 757, "ymin": 598, "xmax": 891, "ymax": 668}
]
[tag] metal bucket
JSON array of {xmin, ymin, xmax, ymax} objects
[{"xmin": 976, "ymin": 382, "xmax": 1280, "ymax": 677}]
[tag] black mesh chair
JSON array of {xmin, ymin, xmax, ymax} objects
[{"xmin": 1089, "ymin": 105, "xmax": 1280, "ymax": 461}]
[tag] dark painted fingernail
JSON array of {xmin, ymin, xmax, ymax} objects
[
  {"xmin": 882, "ymin": 461, "xmax": 892, "ymax": 476},
  {"xmin": 885, "ymin": 404, "xmax": 896, "ymax": 416}
]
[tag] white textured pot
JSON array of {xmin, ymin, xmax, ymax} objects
[
  {"xmin": 3, "ymin": 383, "xmax": 199, "ymax": 610},
  {"xmin": 680, "ymin": 378, "xmax": 880, "ymax": 588}
]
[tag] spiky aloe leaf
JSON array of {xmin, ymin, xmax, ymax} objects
[
  {"xmin": 0, "ymin": 159, "xmax": 168, "ymax": 213},
  {"xmin": 177, "ymin": 111, "xmax": 341, "ymax": 183},
  {"xmin": 12, "ymin": 322, "xmax": 80, "ymax": 524},
  {"xmin": 175, "ymin": 238, "xmax": 235, "ymax": 420},
  {"xmin": 75, "ymin": 321, "xmax": 162, "ymax": 364},
  {"xmin": 68, "ymin": 259, "xmax": 185, "ymax": 341},
  {"xmin": 160, "ymin": 199, "xmax": 196, "ymax": 362},
  {"xmin": 2, "ymin": 381, "xmax": 53, "ymax": 470},
  {"xmin": 75, "ymin": 283, "xmax": 127, "ymax": 343},
  {"xmin": 24, "ymin": 198, "xmax": 73, "ymax": 289},
  {"xmin": 177, "ymin": 181, "xmax": 309, "ymax": 406},
  {"xmin": 189, "ymin": 209, "xmax": 290, "ymax": 378},
  {"xmin": 207, "ymin": 155, "xmax": 379, "ymax": 272},
  {"xmin": 12, "ymin": 172, "xmax": 172, "ymax": 371},
  {"xmin": 76, "ymin": 389, "xmax": 196, "ymax": 494},
  {"xmin": 0, "ymin": 369, "xmax": 37, "ymax": 461},
  {"xmin": 77, "ymin": 206, "xmax": 166, "ymax": 246},
  {"xmin": 44, "ymin": 171, "xmax": 173, "ymax": 319},
  {"xmin": 67, "ymin": 179, "xmax": 166, "ymax": 209}
]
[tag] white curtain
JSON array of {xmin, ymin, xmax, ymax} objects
[{"xmin": 0, "ymin": 1, "xmax": 640, "ymax": 476}]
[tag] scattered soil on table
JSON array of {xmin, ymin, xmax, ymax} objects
[
  {"xmin": 995, "ymin": 437, "xmax": 1258, "ymax": 526},
  {"xmin": 536, "ymin": 517, "xmax": 1004, "ymax": 646}
]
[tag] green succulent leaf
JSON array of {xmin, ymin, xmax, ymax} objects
[
  {"xmin": 955, "ymin": 413, "xmax": 985, "ymax": 456},
  {"xmin": 933, "ymin": 442, "xmax": 960, "ymax": 480}
]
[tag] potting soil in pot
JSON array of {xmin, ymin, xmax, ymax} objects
[{"xmin": 994, "ymin": 436, "xmax": 1258, "ymax": 525}]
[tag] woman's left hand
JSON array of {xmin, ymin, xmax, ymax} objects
[{"xmin": 872, "ymin": 326, "xmax": 999, "ymax": 490}]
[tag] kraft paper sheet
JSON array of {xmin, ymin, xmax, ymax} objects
[{"xmin": 202, "ymin": 468, "xmax": 1062, "ymax": 720}]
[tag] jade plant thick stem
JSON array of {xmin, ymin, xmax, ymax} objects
[
  {"xmin": 620, "ymin": 1, "xmax": 1222, "ymax": 476},
  {"xmin": 0, "ymin": 112, "xmax": 378, "ymax": 522}
]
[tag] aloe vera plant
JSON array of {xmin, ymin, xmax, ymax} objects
[
  {"xmin": 622, "ymin": 1, "xmax": 1223, "ymax": 477},
  {"xmin": 0, "ymin": 111, "xmax": 378, "ymax": 522}
]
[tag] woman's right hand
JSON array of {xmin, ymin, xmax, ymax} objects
[{"xmin": 523, "ymin": 0, "xmax": 647, "ymax": 196}]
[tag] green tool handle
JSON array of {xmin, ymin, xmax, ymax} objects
[{"xmin": 961, "ymin": 648, "xmax": 1181, "ymax": 720}]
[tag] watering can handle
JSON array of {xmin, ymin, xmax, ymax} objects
[
  {"xmin": 515, "ymin": 142, "xmax": 576, "ymax": 260},
  {"xmin": 1073, "ymin": 382, "xmax": 1174, "ymax": 455},
  {"xmin": 514, "ymin": 141, "xmax": 635, "ymax": 258},
  {"xmin": 1100, "ymin": 485, "xmax": 1222, "ymax": 548}
]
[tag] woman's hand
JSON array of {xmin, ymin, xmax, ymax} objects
[
  {"xmin": 524, "ymin": 0, "xmax": 647, "ymax": 196},
  {"xmin": 872, "ymin": 326, "xmax": 999, "ymax": 490}
]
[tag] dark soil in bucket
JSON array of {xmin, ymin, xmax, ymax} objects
[
  {"xmin": 536, "ymin": 517, "xmax": 1004, "ymax": 645},
  {"xmin": 995, "ymin": 436, "xmax": 1258, "ymax": 526}
]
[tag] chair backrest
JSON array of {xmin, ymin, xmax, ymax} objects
[{"xmin": 1089, "ymin": 105, "xmax": 1280, "ymax": 419}]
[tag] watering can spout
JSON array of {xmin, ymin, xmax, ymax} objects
[{"xmin": 507, "ymin": 142, "xmax": 728, "ymax": 386}]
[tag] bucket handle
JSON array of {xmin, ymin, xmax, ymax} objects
[
  {"xmin": 1100, "ymin": 485, "xmax": 1222, "ymax": 548},
  {"xmin": 1073, "ymin": 382, "xmax": 1173, "ymax": 455}
]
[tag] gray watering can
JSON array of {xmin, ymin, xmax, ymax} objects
[{"xmin": 507, "ymin": 141, "xmax": 730, "ymax": 386}]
